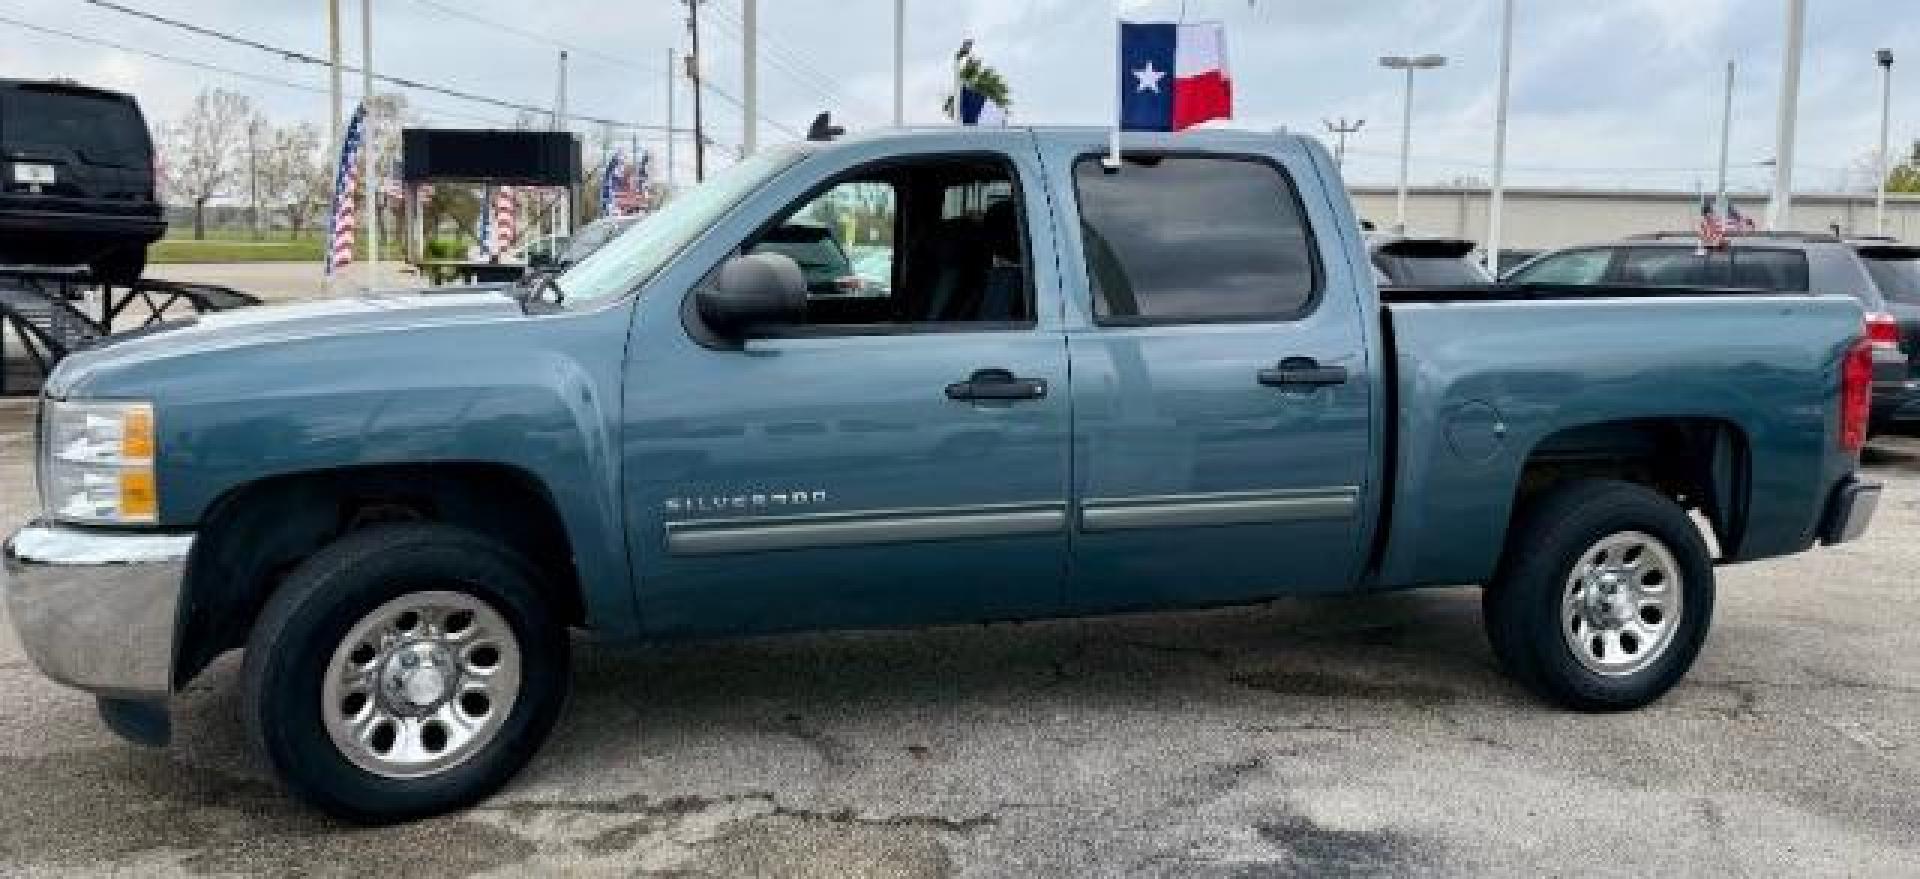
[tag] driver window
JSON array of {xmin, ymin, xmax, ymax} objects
[{"xmin": 739, "ymin": 155, "xmax": 1033, "ymax": 331}]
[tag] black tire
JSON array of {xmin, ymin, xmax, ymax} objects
[
  {"xmin": 242, "ymin": 523, "xmax": 570, "ymax": 824},
  {"xmin": 89, "ymin": 245, "xmax": 147, "ymax": 286},
  {"xmin": 1484, "ymin": 479, "xmax": 1714, "ymax": 712}
]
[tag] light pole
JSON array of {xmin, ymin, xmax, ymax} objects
[
  {"xmin": 1877, "ymin": 49, "xmax": 1894, "ymax": 234},
  {"xmin": 1380, "ymin": 54, "xmax": 1447, "ymax": 234},
  {"xmin": 893, "ymin": 0, "xmax": 905, "ymax": 127},
  {"xmin": 1767, "ymin": 0, "xmax": 1806, "ymax": 231},
  {"xmin": 1487, "ymin": 0, "xmax": 1513, "ymax": 274}
]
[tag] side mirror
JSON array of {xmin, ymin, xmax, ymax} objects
[{"xmin": 696, "ymin": 253, "xmax": 808, "ymax": 337}]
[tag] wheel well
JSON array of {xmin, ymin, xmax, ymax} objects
[
  {"xmin": 175, "ymin": 463, "xmax": 585, "ymax": 689},
  {"xmin": 1514, "ymin": 418, "xmax": 1749, "ymax": 558}
]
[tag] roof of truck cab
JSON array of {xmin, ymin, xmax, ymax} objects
[{"xmin": 824, "ymin": 125, "xmax": 1319, "ymax": 152}]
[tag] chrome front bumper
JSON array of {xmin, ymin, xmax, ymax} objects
[{"xmin": 2, "ymin": 522, "xmax": 193, "ymax": 700}]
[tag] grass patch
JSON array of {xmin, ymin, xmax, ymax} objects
[{"xmin": 151, "ymin": 233, "xmax": 403, "ymax": 264}]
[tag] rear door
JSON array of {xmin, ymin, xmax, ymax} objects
[{"xmin": 1047, "ymin": 143, "xmax": 1375, "ymax": 612}]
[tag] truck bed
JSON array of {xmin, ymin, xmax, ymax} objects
[{"xmin": 1369, "ymin": 291, "xmax": 1863, "ymax": 589}]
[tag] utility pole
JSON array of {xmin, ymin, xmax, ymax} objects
[
  {"xmin": 1877, "ymin": 49, "xmax": 1895, "ymax": 233},
  {"xmin": 686, "ymin": 0, "xmax": 706, "ymax": 182},
  {"xmin": 893, "ymin": 0, "xmax": 905, "ymax": 126},
  {"xmin": 327, "ymin": 0, "xmax": 342, "ymax": 154},
  {"xmin": 665, "ymin": 47, "xmax": 677, "ymax": 192},
  {"xmin": 554, "ymin": 50, "xmax": 568, "ymax": 131},
  {"xmin": 1486, "ymin": 0, "xmax": 1514, "ymax": 275},
  {"xmin": 1767, "ymin": 0, "xmax": 1806, "ymax": 231},
  {"xmin": 248, "ymin": 119, "xmax": 260, "ymax": 240},
  {"xmin": 1322, "ymin": 118, "xmax": 1364, "ymax": 168},
  {"xmin": 742, "ymin": 0, "xmax": 757, "ymax": 155},
  {"xmin": 1716, "ymin": 61, "xmax": 1735, "ymax": 212},
  {"xmin": 360, "ymin": 0, "xmax": 376, "ymax": 291}
]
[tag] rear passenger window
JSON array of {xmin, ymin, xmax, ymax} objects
[
  {"xmin": 1511, "ymin": 249, "xmax": 1610, "ymax": 285},
  {"xmin": 1074, "ymin": 155, "xmax": 1318, "ymax": 322},
  {"xmin": 1730, "ymin": 249, "xmax": 1809, "ymax": 291}
]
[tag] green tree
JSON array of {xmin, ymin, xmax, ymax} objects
[
  {"xmin": 1889, "ymin": 141, "xmax": 1920, "ymax": 193},
  {"xmin": 942, "ymin": 42, "xmax": 1012, "ymax": 119}
]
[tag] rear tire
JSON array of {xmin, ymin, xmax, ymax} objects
[
  {"xmin": 1484, "ymin": 479, "xmax": 1714, "ymax": 711},
  {"xmin": 242, "ymin": 523, "xmax": 569, "ymax": 824}
]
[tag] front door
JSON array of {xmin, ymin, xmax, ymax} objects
[
  {"xmin": 622, "ymin": 141, "xmax": 1072, "ymax": 636},
  {"xmin": 1050, "ymin": 144, "xmax": 1376, "ymax": 612}
]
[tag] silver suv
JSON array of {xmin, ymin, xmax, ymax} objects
[{"xmin": 1508, "ymin": 232, "xmax": 1915, "ymax": 428}]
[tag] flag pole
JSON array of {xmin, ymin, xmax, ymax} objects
[{"xmin": 1107, "ymin": 17, "xmax": 1122, "ymax": 168}]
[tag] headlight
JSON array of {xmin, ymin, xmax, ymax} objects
[{"xmin": 38, "ymin": 400, "xmax": 158, "ymax": 524}]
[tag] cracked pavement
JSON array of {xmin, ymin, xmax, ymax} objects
[{"xmin": 0, "ymin": 397, "xmax": 1916, "ymax": 876}]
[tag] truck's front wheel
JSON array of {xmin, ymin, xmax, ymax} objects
[
  {"xmin": 1485, "ymin": 479, "xmax": 1714, "ymax": 711},
  {"xmin": 242, "ymin": 524, "xmax": 570, "ymax": 823}
]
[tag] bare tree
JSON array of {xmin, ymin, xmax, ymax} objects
[
  {"xmin": 259, "ymin": 122, "xmax": 328, "ymax": 240},
  {"xmin": 159, "ymin": 89, "xmax": 259, "ymax": 239}
]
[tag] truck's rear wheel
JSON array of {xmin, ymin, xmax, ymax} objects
[
  {"xmin": 242, "ymin": 523, "xmax": 569, "ymax": 823},
  {"xmin": 1484, "ymin": 479, "xmax": 1714, "ymax": 711}
]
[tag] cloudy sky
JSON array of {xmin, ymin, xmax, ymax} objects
[{"xmin": 5, "ymin": 0, "xmax": 1916, "ymax": 192}]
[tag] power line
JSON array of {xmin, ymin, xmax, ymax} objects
[
  {"xmin": 0, "ymin": 12, "xmax": 518, "ymax": 128},
  {"xmin": 392, "ymin": 0, "xmax": 799, "ymax": 140},
  {"xmin": 700, "ymin": 1, "xmax": 885, "ymax": 122},
  {"xmin": 73, "ymin": 0, "xmax": 676, "ymax": 132}
]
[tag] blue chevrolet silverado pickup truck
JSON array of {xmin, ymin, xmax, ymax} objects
[{"xmin": 3, "ymin": 127, "xmax": 1882, "ymax": 822}]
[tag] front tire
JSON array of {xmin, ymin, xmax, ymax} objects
[
  {"xmin": 1485, "ymin": 479, "xmax": 1714, "ymax": 712},
  {"xmin": 242, "ymin": 524, "xmax": 569, "ymax": 823}
]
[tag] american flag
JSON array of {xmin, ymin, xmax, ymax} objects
[
  {"xmin": 325, "ymin": 103, "xmax": 368, "ymax": 277},
  {"xmin": 598, "ymin": 151, "xmax": 627, "ymax": 218},
  {"xmin": 489, "ymin": 185, "xmax": 518, "ymax": 258},
  {"xmin": 619, "ymin": 151, "xmax": 649, "ymax": 214},
  {"xmin": 1698, "ymin": 196, "xmax": 1728, "ymax": 250}
]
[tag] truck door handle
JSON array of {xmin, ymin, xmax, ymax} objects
[
  {"xmin": 1258, "ymin": 358, "xmax": 1349, "ymax": 388},
  {"xmin": 946, "ymin": 368, "xmax": 1048, "ymax": 401}
]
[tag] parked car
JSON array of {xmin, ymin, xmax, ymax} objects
[
  {"xmin": 5, "ymin": 127, "xmax": 1878, "ymax": 822},
  {"xmin": 1366, "ymin": 234, "xmax": 1493, "ymax": 286},
  {"xmin": 1506, "ymin": 232, "xmax": 1915, "ymax": 428},
  {"xmin": 1849, "ymin": 238, "xmax": 1920, "ymax": 426},
  {"xmin": 0, "ymin": 79, "xmax": 165, "ymax": 284}
]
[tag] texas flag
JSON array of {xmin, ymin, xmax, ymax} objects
[{"xmin": 1119, "ymin": 21, "xmax": 1232, "ymax": 132}]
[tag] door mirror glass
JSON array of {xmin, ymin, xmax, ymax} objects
[{"xmin": 696, "ymin": 253, "xmax": 808, "ymax": 337}]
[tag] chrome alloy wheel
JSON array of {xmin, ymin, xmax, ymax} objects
[
  {"xmin": 1560, "ymin": 531, "xmax": 1684, "ymax": 677},
  {"xmin": 322, "ymin": 591, "xmax": 522, "ymax": 779}
]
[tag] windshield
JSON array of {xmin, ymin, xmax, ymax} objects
[
  {"xmin": 558, "ymin": 218, "xmax": 633, "ymax": 264},
  {"xmin": 553, "ymin": 146, "xmax": 804, "ymax": 308},
  {"xmin": 1863, "ymin": 257, "xmax": 1920, "ymax": 306}
]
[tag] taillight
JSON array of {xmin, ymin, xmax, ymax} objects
[
  {"xmin": 1840, "ymin": 335, "xmax": 1873, "ymax": 453},
  {"xmin": 1866, "ymin": 312, "xmax": 1902, "ymax": 350}
]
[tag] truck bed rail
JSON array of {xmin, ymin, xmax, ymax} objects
[{"xmin": 1381, "ymin": 282, "xmax": 1796, "ymax": 304}]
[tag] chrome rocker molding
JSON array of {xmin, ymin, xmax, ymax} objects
[
  {"xmin": 3, "ymin": 522, "xmax": 194, "ymax": 701},
  {"xmin": 667, "ymin": 501, "xmax": 1069, "ymax": 556},
  {"xmin": 1080, "ymin": 487, "xmax": 1359, "ymax": 533},
  {"xmin": 666, "ymin": 487, "xmax": 1361, "ymax": 556}
]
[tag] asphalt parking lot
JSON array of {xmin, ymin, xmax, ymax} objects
[{"xmin": 0, "ymin": 395, "xmax": 1915, "ymax": 877}]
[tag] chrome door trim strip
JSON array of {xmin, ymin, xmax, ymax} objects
[
  {"xmin": 665, "ymin": 501, "xmax": 1068, "ymax": 556},
  {"xmin": 1080, "ymin": 487, "xmax": 1359, "ymax": 533}
]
